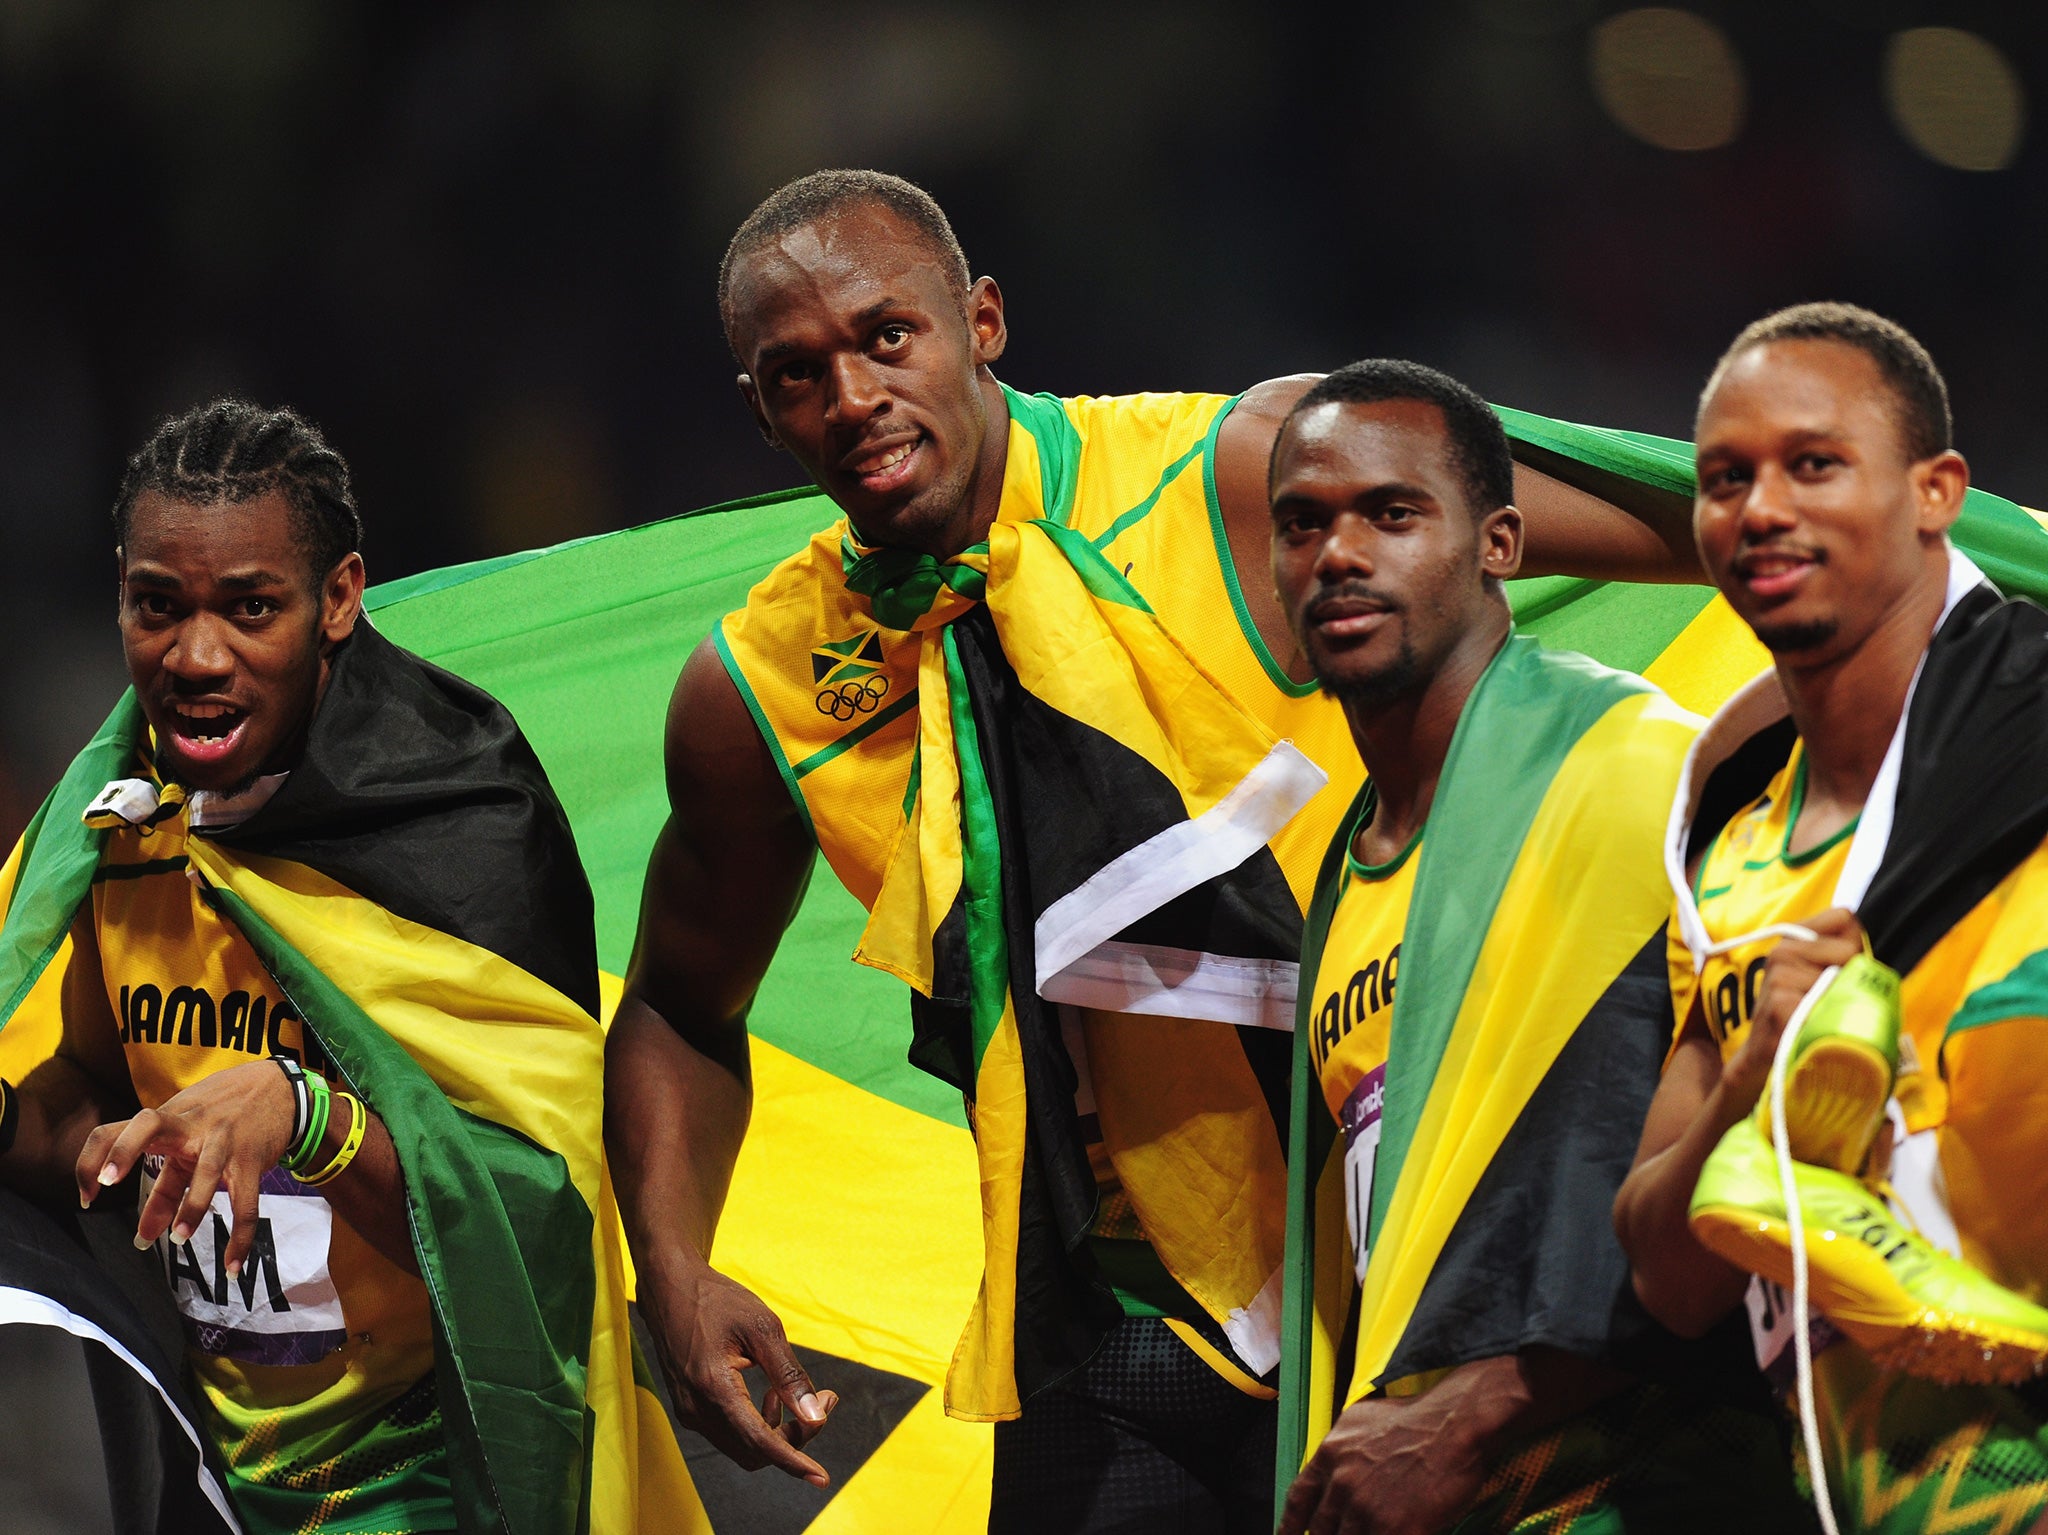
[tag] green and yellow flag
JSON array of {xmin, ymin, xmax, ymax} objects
[
  {"xmin": 376, "ymin": 411, "xmax": 2048, "ymax": 1535},
  {"xmin": 0, "ymin": 624, "xmax": 699, "ymax": 1535},
  {"xmin": 11, "ymin": 407, "xmax": 2042, "ymax": 1535}
]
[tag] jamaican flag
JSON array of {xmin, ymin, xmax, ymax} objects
[
  {"xmin": 0, "ymin": 622, "xmax": 699, "ymax": 1535},
  {"xmin": 725, "ymin": 513, "xmax": 1324, "ymax": 1418},
  {"xmin": 1275, "ymin": 639, "xmax": 1721, "ymax": 1516},
  {"xmin": 0, "ymin": 405, "xmax": 2023, "ymax": 1533}
]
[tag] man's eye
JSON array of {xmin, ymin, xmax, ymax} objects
[
  {"xmin": 134, "ymin": 594, "xmax": 173, "ymax": 617},
  {"xmin": 875, "ymin": 323, "xmax": 911, "ymax": 349},
  {"xmin": 237, "ymin": 598, "xmax": 276, "ymax": 620},
  {"xmin": 776, "ymin": 362, "xmax": 817, "ymax": 387}
]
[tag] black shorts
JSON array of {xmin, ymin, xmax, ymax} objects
[{"xmin": 989, "ymin": 1316, "xmax": 1276, "ymax": 1535}]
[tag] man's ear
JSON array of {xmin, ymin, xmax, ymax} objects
[
  {"xmin": 967, "ymin": 277, "xmax": 1007, "ymax": 367},
  {"xmin": 321, "ymin": 552, "xmax": 366, "ymax": 646},
  {"xmin": 1482, "ymin": 504, "xmax": 1524, "ymax": 584},
  {"xmin": 737, "ymin": 373, "xmax": 780, "ymax": 449},
  {"xmin": 1914, "ymin": 448, "xmax": 1969, "ymax": 538}
]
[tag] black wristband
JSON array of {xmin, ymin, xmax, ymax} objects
[{"xmin": 274, "ymin": 1056, "xmax": 310, "ymax": 1156}]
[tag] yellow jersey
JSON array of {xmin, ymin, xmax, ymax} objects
[
  {"xmin": 1677, "ymin": 736, "xmax": 2048, "ymax": 1531},
  {"xmin": 94, "ymin": 806, "xmax": 444, "ymax": 1527}
]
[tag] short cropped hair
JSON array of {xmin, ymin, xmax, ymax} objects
[
  {"xmin": 1273, "ymin": 359, "xmax": 1515, "ymax": 516},
  {"xmin": 718, "ymin": 169, "xmax": 971, "ymax": 348},
  {"xmin": 113, "ymin": 399, "xmax": 362, "ymax": 579},
  {"xmin": 1703, "ymin": 302, "xmax": 1952, "ymax": 463}
]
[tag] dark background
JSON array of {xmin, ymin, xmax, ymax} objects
[{"xmin": 2, "ymin": 0, "xmax": 2042, "ymax": 849}]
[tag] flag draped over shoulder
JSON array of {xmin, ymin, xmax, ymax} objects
[
  {"xmin": 35, "ymin": 408, "xmax": 2022, "ymax": 1535},
  {"xmin": 0, "ymin": 622, "xmax": 699, "ymax": 1535},
  {"xmin": 1275, "ymin": 640, "xmax": 1700, "ymax": 1487},
  {"xmin": 724, "ymin": 515, "xmax": 1324, "ymax": 1418}
]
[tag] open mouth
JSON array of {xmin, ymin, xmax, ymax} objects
[
  {"xmin": 844, "ymin": 433, "xmax": 925, "ymax": 496},
  {"xmin": 164, "ymin": 702, "xmax": 250, "ymax": 767}
]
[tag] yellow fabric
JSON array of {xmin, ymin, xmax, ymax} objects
[
  {"xmin": 1641, "ymin": 593, "xmax": 1775, "ymax": 720},
  {"xmin": 721, "ymin": 389, "xmax": 1357, "ymax": 1418},
  {"xmin": 1162, "ymin": 1317, "xmax": 1279, "ymax": 1399},
  {"xmin": 1081, "ymin": 1010, "xmax": 1287, "ymax": 1342},
  {"xmin": 1309, "ymin": 842, "xmax": 1421, "ymax": 1121},
  {"xmin": 948, "ymin": 1000, "xmax": 1029, "ymax": 1420},
  {"xmin": 172, "ymin": 838, "xmax": 700, "ymax": 1535},
  {"xmin": 1340, "ymin": 690, "xmax": 1697, "ymax": 1406},
  {"xmin": 1681, "ymin": 728, "xmax": 2048, "ymax": 1520},
  {"xmin": 0, "ymin": 834, "xmax": 67, "ymax": 1084},
  {"xmin": 1668, "ymin": 742, "xmax": 1859, "ymax": 1061},
  {"xmin": 92, "ymin": 813, "xmax": 436, "ymax": 1496}
]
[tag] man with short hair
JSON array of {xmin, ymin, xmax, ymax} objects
[
  {"xmin": 605, "ymin": 166, "xmax": 1707, "ymax": 1528},
  {"xmin": 1268, "ymin": 361, "xmax": 1806, "ymax": 1534},
  {"xmin": 1615, "ymin": 302, "xmax": 2048, "ymax": 1532},
  {"xmin": 0, "ymin": 400, "xmax": 692, "ymax": 1534}
]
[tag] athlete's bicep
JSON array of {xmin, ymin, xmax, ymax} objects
[{"xmin": 624, "ymin": 636, "xmax": 814, "ymax": 1055}]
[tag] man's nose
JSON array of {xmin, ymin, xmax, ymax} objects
[
  {"xmin": 1313, "ymin": 511, "xmax": 1376, "ymax": 581},
  {"xmin": 1739, "ymin": 462, "xmax": 1801, "ymax": 536},
  {"xmin": 824, "ymin": 354, "xmax": 889, "ymax": 430},
  {"xmin": 162, "ymin": 614, "xmax": 235, "ymax": 683}
]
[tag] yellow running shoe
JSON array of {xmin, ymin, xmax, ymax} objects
[
  {"xmin": 1690, "ymin": 1116, "xmax": 2048, "ymax": 1385},
  {"xmin": 1760, "ymin": 952, "xmax": 1901, "ymax": 1175}
]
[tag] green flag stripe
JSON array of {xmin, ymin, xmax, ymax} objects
[
  {"xmin": 943, "ymin": 625, "xmax": 1012, "ymax": 1076},
  {"xmin": 1372, "ymin": 639, "xmax": 1651, "ymax": 1240}
]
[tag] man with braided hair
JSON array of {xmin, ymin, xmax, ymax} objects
[
  {"xmin": 0, "ymin": 400, "xmax": 694, "ymax": 1534},
  {"xmin": 607, "ymin": 168, "xmax": 1703, "ymax": 1529}
]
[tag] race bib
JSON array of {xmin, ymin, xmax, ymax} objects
[
  {"xmin": 1340, "ymin": 1065, "xmax": 1386, "ymax": 1285},
  {"xmin": 146, "ymin": 1162, "xmax": 348, "ymax": 1366},
  {"xmin": 1744, "ymin": 1274, "xmax": 1840, "ymax": 1387}
]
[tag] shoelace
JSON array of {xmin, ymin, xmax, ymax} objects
[{"xmin": 1701, "ymin": 921, "xmax": 1842, "ymax": 1535}]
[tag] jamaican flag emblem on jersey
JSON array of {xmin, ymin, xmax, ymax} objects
[{"xmin": 0, "ymin": 621, "xmax": 699, "ymax": 1535}]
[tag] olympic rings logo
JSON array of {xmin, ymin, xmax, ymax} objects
[{"xmin": 815, "ymin": 672, "xmax": 890, "ymax": 721}]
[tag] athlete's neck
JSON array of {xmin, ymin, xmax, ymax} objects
[
  {"xmin": 1345, "ymin": 617, "xmax": 1509, "ymax": 867},
  {"xmin": 1778, "ymin": 558, "xmax": 1949, "ymax": 850}
]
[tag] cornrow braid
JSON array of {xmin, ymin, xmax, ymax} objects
[{"xmin": 113, "ymin": 399, "xmax": 363, "ymax": 579}]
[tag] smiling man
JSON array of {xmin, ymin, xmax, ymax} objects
[
  {"xmin": 1269, "ymin": 362, "xmax": 1807, "ymax": 1535},
  {"xmin": 605, "ymin": 169, "xmax": 1705, "ymax": 1530},
  {"xmin": 0, "ymin": 400, "xmax": 691, "ymax": 1535},
  {"xmin": 1615, "ymin": 303, "xmax": 2048, "ymax": 1534}
]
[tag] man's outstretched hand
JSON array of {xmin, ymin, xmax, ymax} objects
[
  {"xmin": 641, "ymin": 1254, "xmax": 840, "ymax": 1486},
  {"xmin": 75, "ymin": 1056, "xmax": 296, "ymax": 1279}
]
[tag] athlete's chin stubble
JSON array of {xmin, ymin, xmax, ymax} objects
[
  {"xmin": 1312, "ymin": 645, "xmax": 1423, "ymax": 713},
  {"xmin": 1755, "ymin": 617, "xmax": 1841, "ymax": 655}
]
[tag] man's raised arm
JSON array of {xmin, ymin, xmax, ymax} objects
[{"xmin": 604, "ymin": 635, "xmax": 840, "ymax": 1485}]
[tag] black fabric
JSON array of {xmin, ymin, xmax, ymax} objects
[
  {"xmin": 908, "ymin": 606, "xmax": 1305, "ymax": 1405},
  {"xmin": 1861, "ymin": 588, "xmax": 2048, "ymax": 974},
  {"xmin": 1686, "ymin": 590, "xmax": 2048, "ymax": 982},
  {"xmin": 1378, "ymin": 933, "xmax": 1678, "ymax": 1387},
  {"xmin": 207, "ymin": 620, "xmax": 600, "ymax": 1016},
  {"xmin": 989, "ymin": 1317, "xmax": 1277, "ymax": 1535},
  {"xmin": 0, "ymin": 1188, "xmax": 235, "ymax": 1534}
]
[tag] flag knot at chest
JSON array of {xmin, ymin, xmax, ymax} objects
[{"xmin": 840, "ymin": 535, "xmax": 990, "ymax": 632}]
